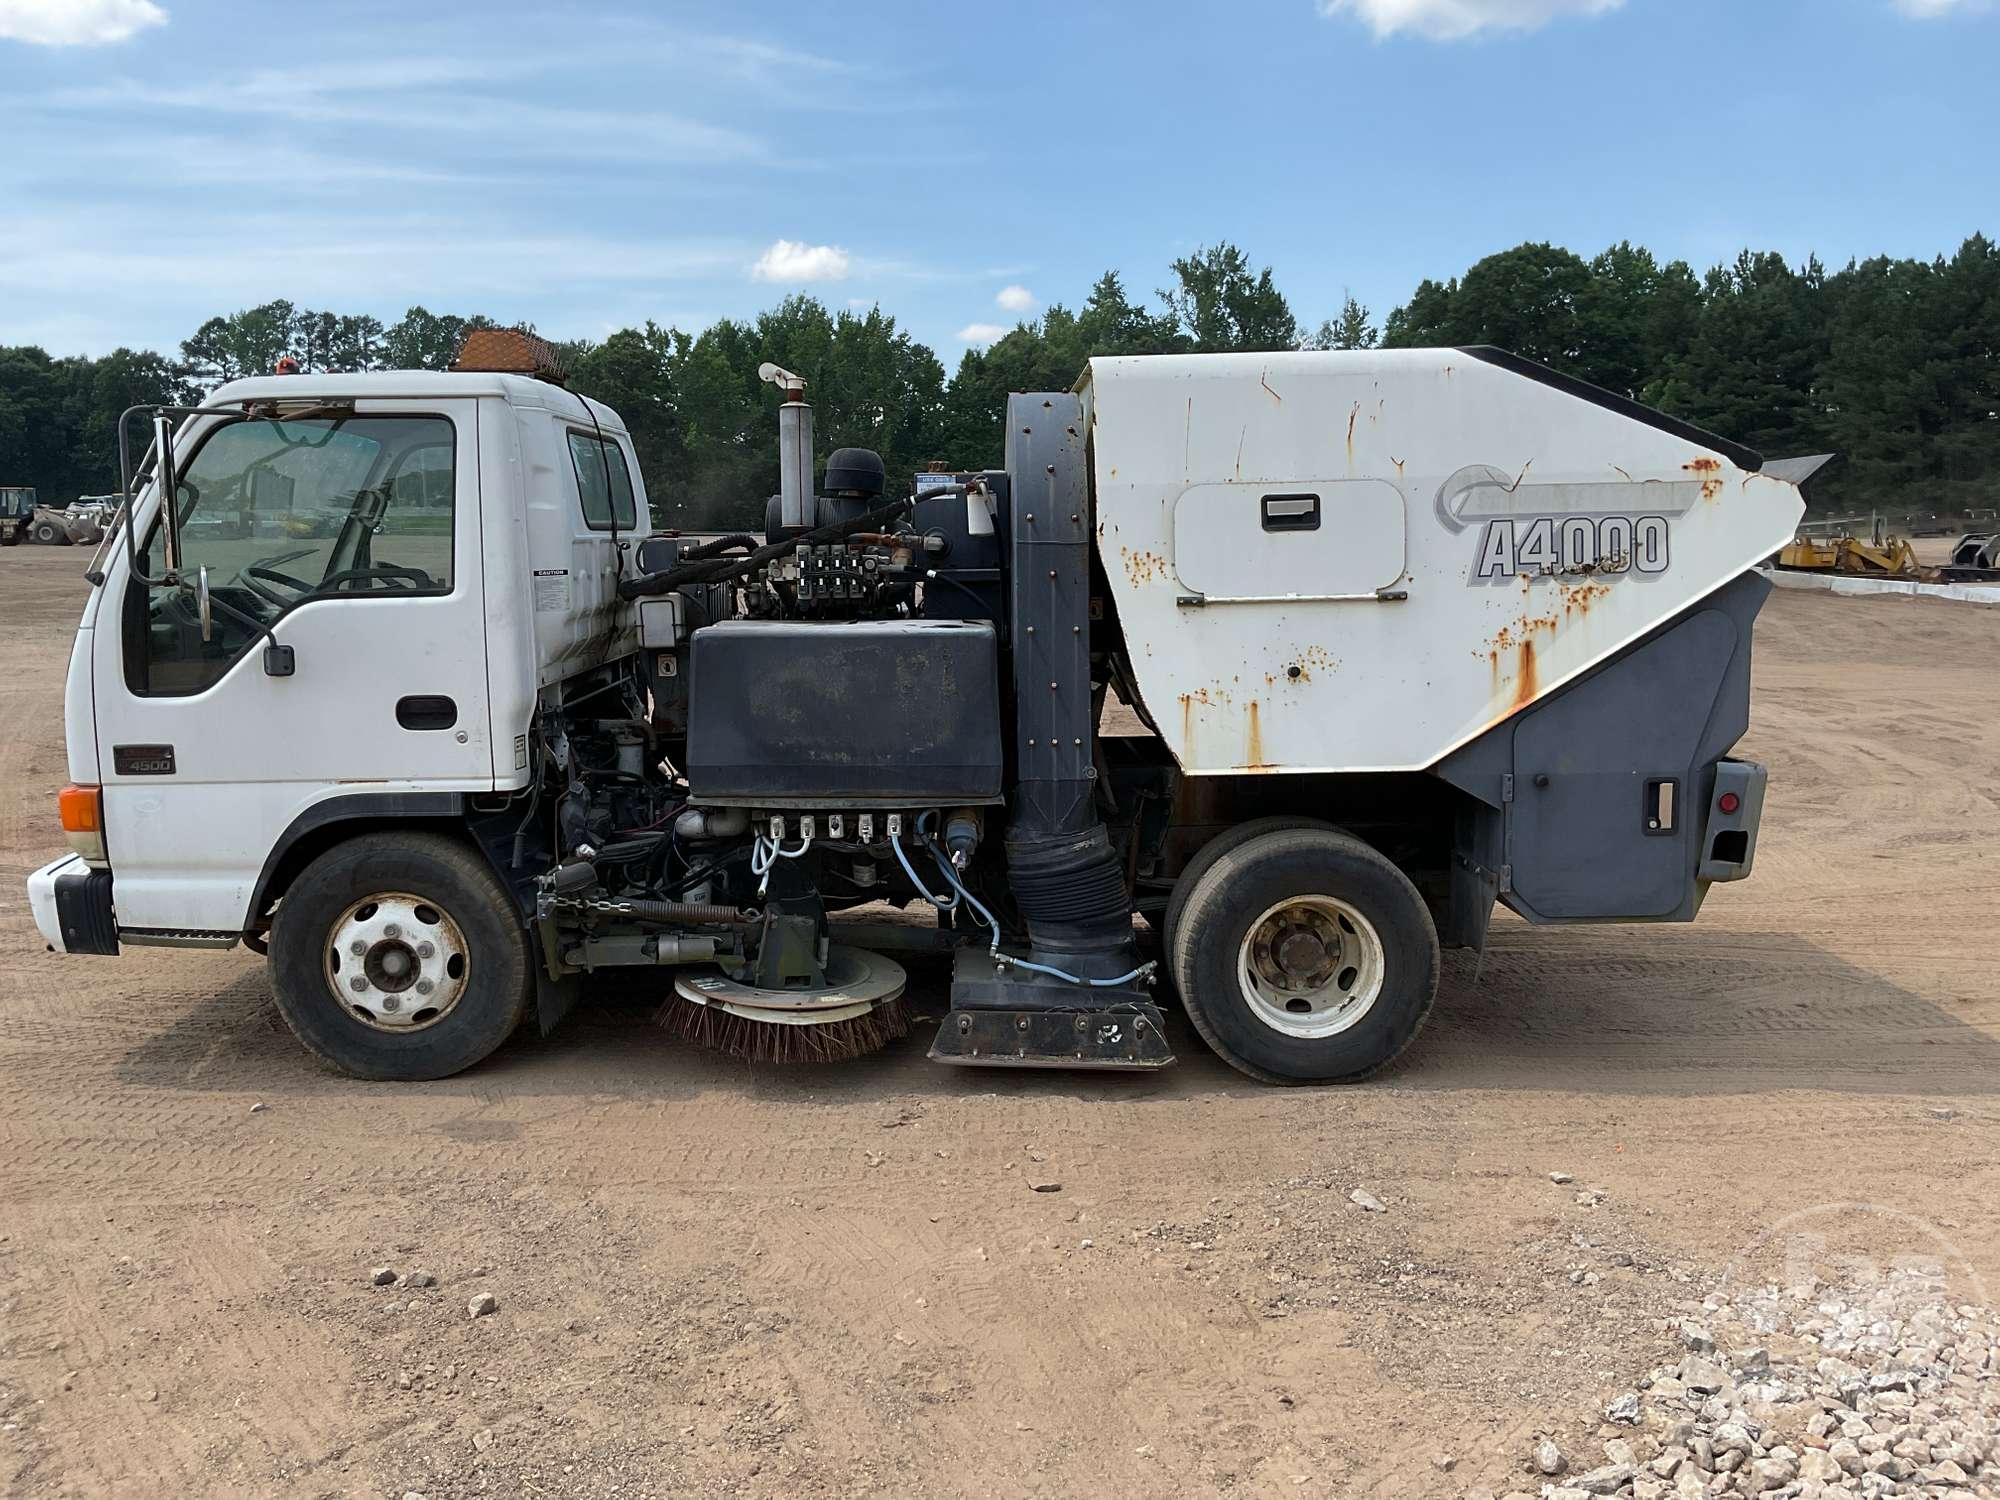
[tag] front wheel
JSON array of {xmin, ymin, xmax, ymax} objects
[
  {"xmin": 30, "ymin": 520, "xmax": 66, "ymax": 545},
  {"xmin": 268, "ymin": 832, "xmax": 531, "ymax": 1080},
  {"xmin": 1170, "ymin": 826, "xmax": 1438, "ymax": 1084}
]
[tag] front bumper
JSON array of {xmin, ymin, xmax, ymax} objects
[{"xmin": 27, "ymin": 854, "xmax": 119, "ymax": 955}]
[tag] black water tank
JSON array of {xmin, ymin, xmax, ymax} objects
[{"xmin": 686, "ymin": 619, "xmax": 1003, "ymax": 807}]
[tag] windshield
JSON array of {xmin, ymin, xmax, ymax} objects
[{"xmin": 0, "ymin": 488, "xmax": 35, "ymax": 518}]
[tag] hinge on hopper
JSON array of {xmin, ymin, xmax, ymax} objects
[{"xmin": 1501, "ymin": 773, "xmax": 1515, "ymax": 803}]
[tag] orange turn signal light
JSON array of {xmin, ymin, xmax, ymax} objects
[{"xmin": 59, "ymin": 784, "xmax": 103, "ymax": 834}]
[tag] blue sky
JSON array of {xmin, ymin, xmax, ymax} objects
[{"xmin": 1, "ymin": 0, "xmax": 1994, "ymax": 363}]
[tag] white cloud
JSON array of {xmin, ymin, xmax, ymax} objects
[
  {"xmin": 0, "ymin": 208, "xmax": 741, "ymax": 308},
  {"xmin": 750, "ymin": 239, "xmax": 851, "ymax": 283},
  {"xmin": 43, "ymin": 74, "xmax": 772, "ymax": 165},
  {"xmin": 0, "ymin": 0, "xmax": 165, "ymax": 46},
  {"xmin": 1317, "ymin": 0, "xmax": 1622, "ymax": 40},
  {"xmin": 995, "ymin": 284, "xmax": 1036, "ymax": 312},
  {"xmin": 1892, "ymin": 0, "xmax": 1987, "ymax": 14},
  {"xmin": 957, "ymin": 323, "xmax": 1009, "ymax": 344}
]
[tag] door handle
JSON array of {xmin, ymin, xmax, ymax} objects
[
  {"xmin": 396, "ymin": 695, "xmax": 458, "ymax": 731},
  {"xmin": 1261, "ymin": 493, "xmax": 1321, "ymax": 532}
]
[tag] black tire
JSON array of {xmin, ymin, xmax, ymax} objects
[
  {"xmin": 268, "ymin": 832, "xmax": 531, "ymax": 1080},
  {"xmin": 31, "ymin": 521, "xmax": 64, "ymax": 545},
  {"xmin": 1170, "ymin": 827, "xmax": 1439, "ymax": 1085},
  {"xmin": 1162, "ymin": 815, "xmax": 1338, "ymax": 993}
]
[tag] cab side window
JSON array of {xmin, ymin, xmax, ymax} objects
[
  {"xmin": 124, "ymin": 414, "xmax": 456, "ymax": 696},
  {"xmin": 566, "ymin": 429, "xmax": 637, "ymax": 531}
]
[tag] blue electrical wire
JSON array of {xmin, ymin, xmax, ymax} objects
[
  {"xmin": 918, "ymin": 832, "xmax": 1154, "ymax": 990},
  {"xmin": 892, "ymin": 830, "xmax": 960, "ymax": 910}
]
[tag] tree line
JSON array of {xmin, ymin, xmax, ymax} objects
[{"xmin": 2, "ymin": 236, "xmax": 1994, "ymax": 528}]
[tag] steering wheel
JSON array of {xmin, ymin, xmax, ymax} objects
[
  {"xmin": 242, "ymin": 564, "xmax": 318, "ymax": 609},
  {"xmin": 319, "ymin": 564, "xmax": 436, "ymax": 593}
]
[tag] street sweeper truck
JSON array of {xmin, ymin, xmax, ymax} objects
[{"xmin": 26, "ymin": 332, "xmax": 1817, "ymax": 1084}]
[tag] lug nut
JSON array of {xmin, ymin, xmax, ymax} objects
[
  {"xmin": 415, "ymin": 978, "xmax": 434, "ymax": 996},
  {"xmin": 349, "ymin": 976, "xmax": 368, "ymax": 993},
  {"xmin": 350, "ymin": 940, "xmax": 368, "ymax": 956},
  {"xmin": 416, "ymin": 942, "xmax": 435, "ymax": 959},
  {"xmin": 383, "ymin": 922, "xmax": 401, "ymax": 939},
  {"xmin": 382, "ymin": 996, "xmax": 401, "ymax": 1013}
]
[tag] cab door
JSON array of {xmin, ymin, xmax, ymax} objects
[{"xmin": 92, "ymin": 398, "xmax": 493, "ymax": 935}]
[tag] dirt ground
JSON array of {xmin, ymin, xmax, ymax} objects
[{"xmin": 1, "ymin": 543, "xmax": 1994, "ymax": 1499}]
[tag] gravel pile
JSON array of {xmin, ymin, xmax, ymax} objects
[{"xmin": 1488, "ymin": 1264, "xmax": 1999, "ymax": 1499}]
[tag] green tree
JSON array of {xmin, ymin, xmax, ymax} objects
[
  {"xmin": 180, "ymin": 299, "xmax": 298, "ymax": 386},
  {"xmin": 1816, "ymin": 235, "xmax": 2000, "ymax": 512},
  {"xmin": 569, "ymin": 297, "xmax": 950, "ymax": 531},
  {"xmin": 570, "ymin": 321, "xmax": 691, "ymax": 512},
  {"xmin": 1578, "ymin": 242, "xmax": 1700, "ymax": 398},
  {"xmin": 1649, "ymin": 252, "xmax": 1832, "ymax": 464},
  {"xmin": 1159, "ymin": 243, "xmax": 1298, "ymax": 353},
  {"xmin": 381, "ymin": 306, "xmax": 497, "ymax": 371},
  {"xmin": 0, "ymin": 344, "xmax": 184, "ymax": 500},
  {"xmin": 1304, "ymin": 294, "xmax": 1378, "ymax": 350},
  {"xmin": 1384, "ymin": 243, "xmax": 1592, "ymax": 368},
  {"xmin": 938, "ymin": 272, "xmax": 1178, "ymax": 467}
]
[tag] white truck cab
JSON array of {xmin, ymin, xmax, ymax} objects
[{"xmin": 31, "ymin": 368, "xmax": 645, "ymax": 953}]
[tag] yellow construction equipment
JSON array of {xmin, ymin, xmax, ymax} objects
[{"xmin": 1777, "ymin": 517, "xmax": 1933, "ymax": 580}]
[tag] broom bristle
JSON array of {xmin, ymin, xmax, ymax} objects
[{"xmin": 655, "ymin": 995, "xmax": 911, "ymax": 1063}]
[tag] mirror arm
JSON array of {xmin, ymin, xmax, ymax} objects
[
  {"xmin": 157, "ymin": 413, "xmax": 180, "ymax": 579},
  {"xmin": 113, "ymin": 402, "xmax": 250, "ymax": 589}
]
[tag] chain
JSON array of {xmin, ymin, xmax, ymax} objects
[{"xmin": 550, "ymin": 895, "xmax": 642, "ymax": 916}]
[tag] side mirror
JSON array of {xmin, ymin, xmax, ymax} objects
[{"xmin": 196, "ymin": 565, "xmax": 213, "ymax": 643}]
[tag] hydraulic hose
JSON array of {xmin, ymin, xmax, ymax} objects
[{"xmin": 618, "ymin": 496, "xmax": 914, "ymax": 599}]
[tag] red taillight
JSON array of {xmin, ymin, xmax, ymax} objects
[{"xmin": 1717, "ymin": 792, "xmax": 1741, "ymax": 815}]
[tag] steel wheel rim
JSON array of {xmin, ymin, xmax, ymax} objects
[
  {"xmin": 1237, "ymin": 894, "xmax": 1386, "ymax": 1039},
  {"xmin": 323, "ymin": 892, "xmax": 470, "ymax": 1032}
]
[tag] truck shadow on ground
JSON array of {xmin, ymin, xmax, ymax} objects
[{"xmin": 106, "ymin": 924, "xmax": 1999, "ymax": 1102}]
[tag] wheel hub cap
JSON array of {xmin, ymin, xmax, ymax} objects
[
  {"xmin": 1239, "ymin": 895, "xmax": 1387, "ymax": 1039},
  {"xmin": 324, "ymin": 894, "xmax": 468, "ymax": 1032}
]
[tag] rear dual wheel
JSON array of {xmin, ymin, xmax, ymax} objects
[{"xmin": 1169, "ymin": 825, "xmax": 1438, "ymax": 1084}]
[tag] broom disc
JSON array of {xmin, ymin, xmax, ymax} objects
[
  {"xmin": 661, "ymin": 946, "xmax": 911, "ymax": 1062},
  {"xmin": 674, "ymin": 945, "xmax": 906, "ymax": 1022}
]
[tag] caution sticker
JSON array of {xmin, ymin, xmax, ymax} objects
[{"xmin": 533, "ymin": 568, "xmax": 571, "ymax": 611}]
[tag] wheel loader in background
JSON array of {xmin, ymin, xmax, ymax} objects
[
  {"xmin": 0, "ymin": 487, "xmax": 109, "ymax": 547},
  {"xmin": 28, "ymin": 333, "xmax": 1808, "ymax": 1085},
  {"xmin": 0, "ymin": 485, "xmax": 36, "ymax": 545}
]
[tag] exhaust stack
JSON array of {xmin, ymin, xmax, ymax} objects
[{"xmin": 758, "ymin": 362, "xmax": 813, "ymax": 531}]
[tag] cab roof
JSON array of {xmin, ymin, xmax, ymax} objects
[{"xmin": 205, "ymin": 371, "xmax": 629, "ymax": 435}]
